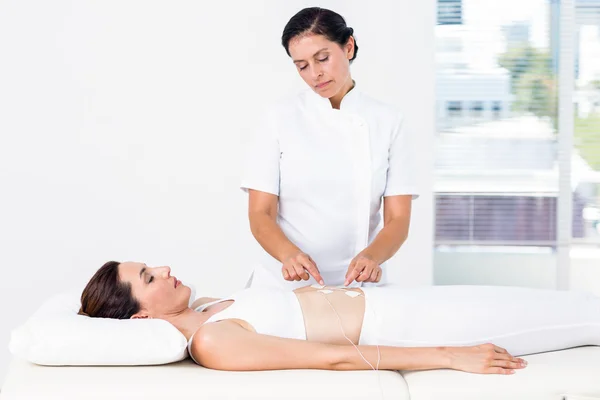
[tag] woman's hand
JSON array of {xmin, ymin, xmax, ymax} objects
[
  {"xmin": 345, "ymin": 253, "xmax": 382, "ymax": 286},
  {"xmin": 445, "ymin": 343, "xmax": 527, "ymax": 375},
  {"xmin": 282, "ymin": 251, "xmax": 324, "ymax": 285}
]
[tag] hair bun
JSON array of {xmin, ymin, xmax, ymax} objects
[{"xmin": 347, "ymin": 27, "xmax": 354, "ymax": 36}]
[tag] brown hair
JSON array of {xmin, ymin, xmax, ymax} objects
[
  {"xmin": 281, "ymin": 8, "xmax": 358, "ymax": 63},
  {"xmin": 78, "ymin": 261, "xmax": 141, "ymax": 319}
]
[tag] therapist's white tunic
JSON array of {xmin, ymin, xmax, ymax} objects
[{"xmin": 241, "ymin": 85, "xmax": 419, "ymax": 289}]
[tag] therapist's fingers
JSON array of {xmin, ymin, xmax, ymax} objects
[
  {"xmin": 355, "ymin": 259, "xmax": 377, "ymax": 282},
  {"xmin": 282, "ymin": 265, "xmax": 299, "ymax": 281},
  {"xmin": 368, "ymin": 267, "xmax": 379, "ymax": 283},
  {"xmin": 293, "ymin": 253, "xmax": 320, "ymax": 283},
  {"xmin": 282, "ymin": 252, "xmax": 322, "ymax": 284},
  {"xmin": 283, "ymin": 252, "xmax": 306, "ymax": 281},
  {"xmin": 357, "ymin": 266, "xmax": 372, "ymax": 282},
  {"xmin": 351, "ymin": 255, "xmax": 381, "ymax": 283},
  {"xmin": 293, "ymin": 264, "xmax": 310, "ymax": 281},
  {"xmin": 282, "ymin": 268, "xmax": 292, "ymax": 281},
  {"xmin": 345, "ymin": 259, "xmax": 357, "ymax": 284},
  {"xmin": 291, "ymin": 264, "xmax": 303, "ymax": 281},
  {"xmin": 345, "ymin": 263, "xmax": 365, "ymax": 286},
  {"xmin": 301, "ymin": 255, "xmax": 324, "ymax": 285},
  {"xmin": 357, "ymin": 260, "xmax": 376, "ymax": 282},
  {"xmin": 363, "ymin": 265, "xmax": 381, "ymax": 283}
]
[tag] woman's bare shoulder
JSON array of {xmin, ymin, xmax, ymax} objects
[{"xmin": 189, "ymin": 320, "xmax": 252, "ymax": 367}]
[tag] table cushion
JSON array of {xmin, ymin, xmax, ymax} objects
[
  {"xmin": 401, "ymin": 346, "xmax": 600, "ymax": 400},
  {"xmin": 0, "ymin": 357, "xmax": 410, "ymax": 400}
]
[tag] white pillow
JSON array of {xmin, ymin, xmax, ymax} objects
[{"xmin": 9, "ymin": 287, "xmax": 193, "ymax": 366}]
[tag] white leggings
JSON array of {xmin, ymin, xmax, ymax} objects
[{"xmin": 359, "ymin": 285, "xmax": 600, "ymax": 356}]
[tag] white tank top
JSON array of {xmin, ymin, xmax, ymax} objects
[{"xmin": 187, "ymin": 288, "xmax": 306, "ymax": 363}]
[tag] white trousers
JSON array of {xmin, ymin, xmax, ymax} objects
[{"xmin": 359, "ymin": 285, "xmax": 600, "ymax": 356}]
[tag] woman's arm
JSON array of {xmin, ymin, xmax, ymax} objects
[
  {"xmin": 345, "ymin": 195, "xmax": 413, "ymax": 285},
  {"xmin": 248, "ymin": 189, "xmax": 323, "ymax": 283},
  {"xmin": 364, "ymin": 195, "xmax": 412, "ymax": 264},
  {"xmin": 190, "ymin": 320, "xmax": 525, "ymax": 374},
  {"xmin": 248, "ymin": 189, "xmax": 299, "ymax": 263}
]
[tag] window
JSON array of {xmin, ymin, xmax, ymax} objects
[
  {"xmin": 492, "ymin": 101, "xmax": 502, "ymax": 119},
  {"xmin": 447, "ymin": 101, "xmax": 463, "ymax": 117},
  {"xmin": 436, "ymin": 194, "xmax": 557, "ymax": 244},
  {"xmin": 470, "ymin": 101, "xmax": 484, "ymax": 118},
  {"xmin": 572, "ymin": 17, "xmax": 600, "ymax": 245},
  {"xmin": 435, "ymin": 0, "xmax": 600, "ymax": 290},
  {"xmin": 435, "ymin": 2, "xmax": 559, "ymax": 250},
  {"xmin": 438, "ymin": 0, "xmax": 463, "ymax": 25},
  {"xmin": 435, "ymin": 0, "xmax": 556, "ymax": 248}
]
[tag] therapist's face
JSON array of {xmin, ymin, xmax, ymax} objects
[
  {"xmin": 118, "ymin": 262, "xmax": 191, "ymax": 318},
  {"xmin": 288, "ymin": 33, "xmax": 354, "ymax": 98}
]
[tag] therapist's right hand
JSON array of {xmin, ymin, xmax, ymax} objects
[{"xmin": 281, "ymin": 252, "xmax": 324, "ymax": 285}]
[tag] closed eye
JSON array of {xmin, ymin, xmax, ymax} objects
[{"xmin": 298, "ymin": 57, "xmax": 328, "ymax": 71}]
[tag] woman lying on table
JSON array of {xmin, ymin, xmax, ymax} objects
[{"xmin": 79, "ymin": 261, "xmax": 600, "ymax": 375}]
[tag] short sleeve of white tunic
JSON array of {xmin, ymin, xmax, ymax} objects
[{"xmin": 384, "ymin": 114, "xmax": 420, "ymax": 197}]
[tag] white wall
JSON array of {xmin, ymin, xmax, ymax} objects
[{"xmin": 0, "ymin": 0, "xmax": 436, "ymax": 386}]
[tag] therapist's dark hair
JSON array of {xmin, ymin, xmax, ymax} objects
[
  {"xmin": 282, "ymin": 7, "xmax": 358, "ymax": 63},
  {"xmin": 78, "ymin": 261, "xmax": 141, "ymax": 319}
]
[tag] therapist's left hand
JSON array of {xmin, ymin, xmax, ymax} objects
[{"xmin": 344, "ymin": 253, "xmax": 382, "ymax": 286}]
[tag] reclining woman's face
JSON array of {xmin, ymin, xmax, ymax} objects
[
  {"xmin": 79, "ymin": 260, "xmax": 191, "ymax": 320},
  {"xmin": 119, "ymin": 262, "xmax": 191, "ymax": 319}
]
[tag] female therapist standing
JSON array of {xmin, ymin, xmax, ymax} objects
[{"xmin": 241, "ymin": 7, "xmax": 419, "ymax": 289}]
